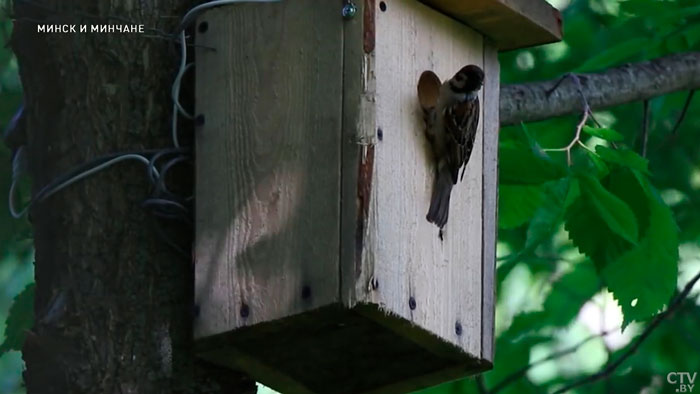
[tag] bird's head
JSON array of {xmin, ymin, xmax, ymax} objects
[{"xmin": 449, "ymin": 65, "xmax": 484, "ymax": 94}]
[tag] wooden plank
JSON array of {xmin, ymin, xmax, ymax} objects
[
  {"xmin": 481, "ymin": 41, "xmax": 499, "ymax": 362},
  {"xmin": 362, "ymin": 0, "xmax": 484, "ymax": 357},
  {"xmin": 419, "ymin": 0, "xmax": 562, "ymax": 51},
  {"xmin": 197, "ymin": 305, "xmax": 488, "ymax": 394},
  {"xmin": 193, "ymin": 2, "xmax": 343, "ymax": 338},
  {"xmin": 340, "ymin": 0, "xmax": 369, "ymax": 306}
]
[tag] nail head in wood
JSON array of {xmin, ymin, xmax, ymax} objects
[
  {"xmin": 455, "ymin": 321, "xmax": 463, "ymax": 336},
  {"xmin": 409, "ymin": 296, "xmax": 416, "ymax": 310},
  {"xmin": 342, "ymin": 2, "xmax": 357, "ymax": 19},
  {"xmin": 302, "ymin": 285, "xmax": 312, "ymax": 300},
  {"xmin": 198, "ymin": 21, "xmax": 209, "ymax": 33},
  {"xmin": 240, "ymin": 303, "xmax": 250, "ymax": 318},
  {"xmin": 379, "ymin": 1, "xmax": 387, "ymax": 12}
]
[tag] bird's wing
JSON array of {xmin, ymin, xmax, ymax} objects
[
  {"xmin": 423, "ymin": 105, "xmax": 438, "ymax": 145},
  {"xmin": 443, "ymin": 97, "xmax": 479, "ymax": 184}
]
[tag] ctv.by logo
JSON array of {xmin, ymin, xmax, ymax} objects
[{"xmin": 667, "ymin": 372, "xmax": 697, "ymax": 392}]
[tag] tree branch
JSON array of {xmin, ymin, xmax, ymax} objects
[
  {"xmin": 640, "ymin": 99, "xmax": 649, "ymax": 157},
  {"xmin": 670, "ymin": 90, "xmax": 695, "ymax": 136},
  {"xmin": 490, "ymin": 328, "xmax": 617, "ymax": 394},
  {"xmin": 552, "ymin": 269, "xmax": 700, "ymax": 394},
  {"xmin": 500, "ymin": 52, "xmax": 700, "ymax": 126}
]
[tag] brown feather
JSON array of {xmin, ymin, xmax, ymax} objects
[{"xmin": 443, "ymin": 97, "xmax": 479, "ymax": 184}]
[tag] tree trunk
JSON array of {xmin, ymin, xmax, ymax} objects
[{"xmin": 11, "ymin": 1, "xmax": 255, "ymax": 392}]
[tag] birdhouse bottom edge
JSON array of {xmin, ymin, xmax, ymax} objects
[{"xmin": 195, "ymin": 304, "xmax": 491, "ymax": 394}]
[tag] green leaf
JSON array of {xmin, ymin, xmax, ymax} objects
[
  {"xmin": 582, "ymin": 126, "xmax": 624, "ymax": 142},
  {"xmin": 665, "ymin": 34, "xmax": 689, "ymax": 52},
  {"xmin": 500, "ymin": 141, "xmax": 568, "ymax": 185},
  {"xmin": 585, "ymin": 148, "xmax": 610, "ymax": 178},
  {"xmin": 662, "ymin": 5, "xmax": 700, "ymax": 22},
  {"xmin": 499, "ymin": 185, "xmax": 544, "ymax": 229},
  {"xmin": 602, "ymin": 177, "xmax": 679, "ymax": 327},
  {"xmin": 523, "ymin": 178, "xmax": 570, "ymax": 251},
  {"xmin": 620, "ymin": 0, "xmax": 671, "ymax": 17},
  {"xmin": 576, "ymin": 38, "xmax": 653, "ymax": 72},
  {"xmin": 0, "ymin": 283, "xmax": 35, "ymax": 355},
  {"xmin": 621, "ymin": 302, "xmax": 700, "ymax": 373},
  {"xmin": 564, "ymin": 170, "xmax": 649, "ymax": 271},
  {"xmin": 620, "ymin": 1, "xmax": 700, "ymax": 20},
  {"xmin": 483, "ymin": 335, "xmax": 548, "ymax": 394},
  {"xmin": 683, "ymin": 24, "xmax": 700, "ymax": 47},
  {"xmin": 417, "ymin": 377, "xmax": 478, "ymax": 394},
  {"xmin": 542, "ymin": 262, "xmax": 601, "ymax": 326},
  {"xmin": 508, "ymin": 261, "xmax": 600, "ymax": 335},
  {"xmin": 578, "ymin": 173, "xmax": 639, "ymax": 244},
  {"xmin": 565, "ymin": 195, "xmax": 632, "ymax": 270},
  {"xmin": 595, "ymin": 146, "xmax": 650, "ymax": 174},
  {"xmin": 606, "ymin": 169, "xmax": 652, "ymax": 237}
]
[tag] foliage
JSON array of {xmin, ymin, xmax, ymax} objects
[
  {"xmin": 0, "ymin": 15, "xmax": 33, "ymax": 394},
  {"xmin": 0, "ymin": 283, "xmax": 33, "ymax": 354}
]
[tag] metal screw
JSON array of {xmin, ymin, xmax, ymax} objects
[
  {"xmin": 409, "ymin": 296, "xmax": 416, "ymax": 310},
  {"xmin": 302, "ymin": 285, "xmax": 312, "ymax": 300},
  {"xmin": 195, "ymin": 114, "xmax": 205, "ymax": 127},
  {"xmin": 342, "ymin": 1, "xmax": 357, "ymax": 19},
  {"xmin": 240, "ymin": 303, "xmax": 250, "ymax": 318},
  {"xmin": 455, "ymin": 321, "xmax": 463, "ymax": 336}
]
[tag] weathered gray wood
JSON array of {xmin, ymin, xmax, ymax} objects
[
  {"xmin": 197, "ymin": 305, "xmax": 490, "ymax": 394},
  {"xmin": 481, "ymin": 41, "xmax": 500, "ymax": 362},
  {"xmin": 340, "ymin": 0, "xmax": 369, "ymax": 306},
  {"xmin": 194, "ymin": 1, "xmax": 343, "ymax": 337},
  {"xmin": 195, "ymin": 0, "xmax": 504, "ymax": 391},
  {"xmin": 355, "ymin": 0, "xmax": 484, "ymax": 357},
  {"xmin": 420, "ymin": 0, "xmax": 562, "ymax": 50}
]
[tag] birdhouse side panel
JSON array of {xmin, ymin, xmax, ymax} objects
[
  {"xmin": 481, "ymin": 42, "xmax": 499, "ymax": 362},
  {"xmin": 194, "ymin": 2, "xmax": 344, "ymax": 338},
  {"xmin": 364, "ymin": 0, "xmax": 485, "ymax": 357}
]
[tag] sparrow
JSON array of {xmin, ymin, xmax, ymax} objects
[{"xmin": 420, "ymin": 65, "xmax": 483, "ymax": 229}]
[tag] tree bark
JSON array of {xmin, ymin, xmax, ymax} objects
[
  {"xmin": 500, "ymin": 52, "xmax": 700, "ymax": 126},
  {"xmin": 11, "ymin": 1, "xmax": 255, "ymax": 393}
]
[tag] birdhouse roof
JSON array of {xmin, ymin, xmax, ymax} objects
[{"xmin": 419, "ymin": 0, "xmax": 563, "ymax": 51}]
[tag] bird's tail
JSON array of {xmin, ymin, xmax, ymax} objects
[{"xmin": 426, "ymin": 164, "xmax": 453, "ymax": 228}]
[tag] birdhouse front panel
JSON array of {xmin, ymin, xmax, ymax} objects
[
  {"xmin": 352, "ymin": 0, "xmax": 485, "ymax": 358},
  {"xmin": 194, "ymin": 1, "xmax": 345, "ymax": 338}
]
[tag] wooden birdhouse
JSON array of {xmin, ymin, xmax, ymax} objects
[{"xmin": 193, "ymin": 1, "xmax": 561, "ymax": 393}]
